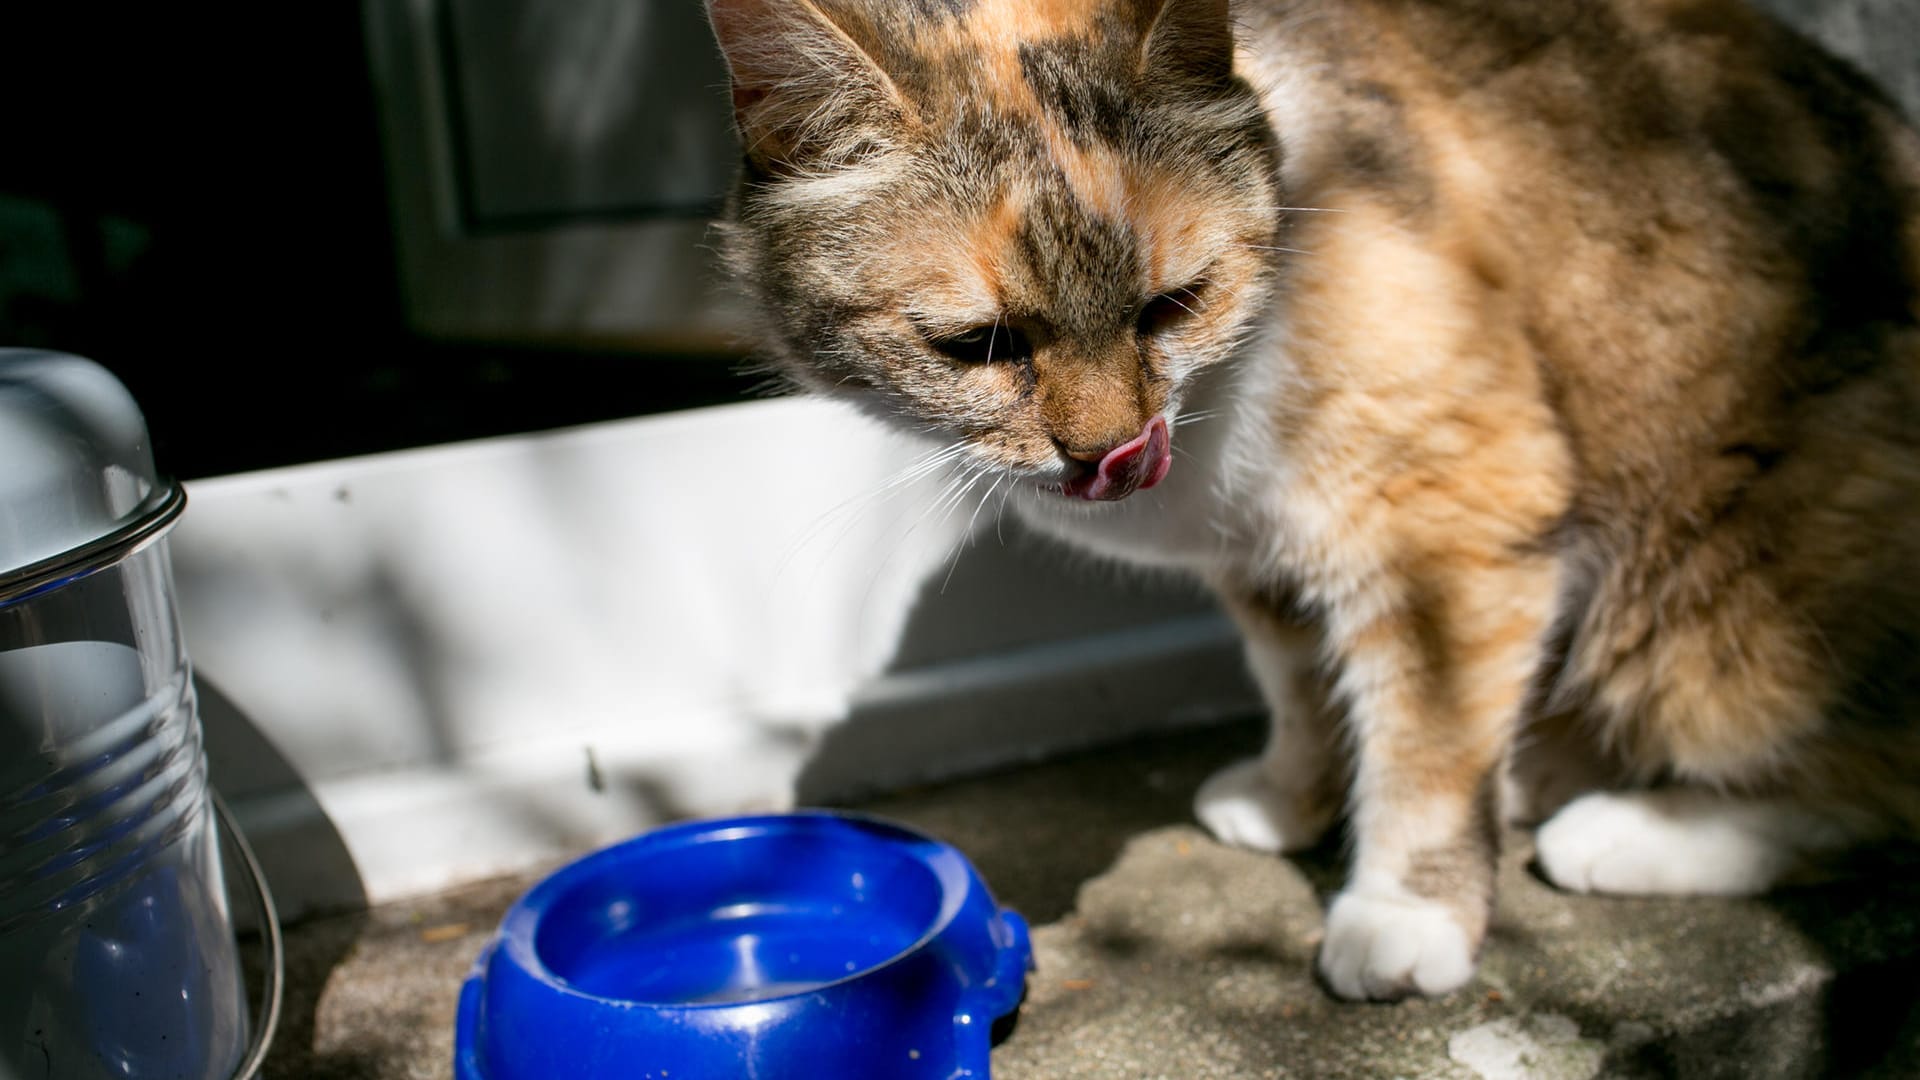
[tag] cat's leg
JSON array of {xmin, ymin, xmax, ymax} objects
[
  {"xmin": 1194, "ymin": 594, "xmax": 1344, "ymax": 854},
  {"xmin": 1534, "ymin": 788, "xmax": 1859, "ymax": 895},
  {"xmin": 1316, "ymin": 555, "xmax": 1560, "ymax": 1001},
  {"xmin": 1502, "ymin": 706, "xmax": 1624, "ymax": 828}
]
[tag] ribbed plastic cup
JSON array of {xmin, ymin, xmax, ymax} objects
[{"xmin": 0, "ymin": 350, "xmax": 249, "ymax": 1080}]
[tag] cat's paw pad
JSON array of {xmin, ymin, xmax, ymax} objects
[
  {"xmin": 1318, "ymin": 887, "xmax": 1477, "ymax": 1001},
  {"xmin": 1194, "ymin": 757, "xmax": 1334, "ymax": 854},
  {"xmin": 1534, "ymin": 791, "xmax": 1792, "ymax": 896}
]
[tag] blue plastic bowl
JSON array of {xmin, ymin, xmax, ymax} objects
[{"xmin": 453, "ymin": 811, "xmax": 1032, "ymax": 1080}]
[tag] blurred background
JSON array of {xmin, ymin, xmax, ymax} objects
[{"xmin": 0, "ymin": 2, "xmax": 755, "ymax": 481}]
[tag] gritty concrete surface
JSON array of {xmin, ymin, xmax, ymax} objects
[{"xmin": 258, "ymin": 720, "xmax": 1920, "ymax": 1078}]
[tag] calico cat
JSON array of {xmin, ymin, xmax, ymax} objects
[{"xmin": 703, "ymin": 0, "xmax": 1920, "ymax": 1001}]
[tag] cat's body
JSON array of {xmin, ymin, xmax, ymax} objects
[{"xmin": 706, "ymin": 0, "xmax": 1920, "ymax": 1000}]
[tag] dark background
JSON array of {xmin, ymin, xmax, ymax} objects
[
  {"xmin": 9, "ymin": 3, "xmax": 1917, "ymax": 484},
  {"xmin": 0, "ymin": 7, "xmax": 752, "ymax": 481}
]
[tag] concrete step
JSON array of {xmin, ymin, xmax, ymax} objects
[{"xmin": 264, "ymin": 720, "xmax": 1920, "ymax": 1078}]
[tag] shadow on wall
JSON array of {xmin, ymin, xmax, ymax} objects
[
  {"xmin": 198, "ymin": 677, "xmax": 368, "ymax": 920},
  {"xmin": 794, "ymin": 519, "xmax": 1254, "ymax": 806},
  {"xmin": 197, "ymin": 676, "xmax": 373, "ymax": 1080}
]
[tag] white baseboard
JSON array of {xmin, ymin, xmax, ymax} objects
[{"xmin": 217, "ymin": 614, "xmax": 1255, "ymax": 917}]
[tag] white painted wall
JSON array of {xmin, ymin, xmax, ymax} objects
[{"xmin": 176, "ymin": 398, "xmax": 1253, "ymax": 918}]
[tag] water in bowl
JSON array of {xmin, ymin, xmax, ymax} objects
[{"xmin": 531, "ymin": 824, "xmax": 949, "ymax": 1007}]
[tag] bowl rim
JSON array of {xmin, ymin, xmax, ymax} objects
[{"xmin": 494, "ymin": 808, "xmax": 985, "ymax": 1010}]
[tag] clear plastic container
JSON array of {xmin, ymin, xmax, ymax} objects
[{"xmin": 0, "ymin": 350, "xmax": 250, "ymax": 1080}]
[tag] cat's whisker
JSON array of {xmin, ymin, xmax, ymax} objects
[
  {"xmin": 895, "ymin": 439, "xmax": 972, "ymax": 478},
  {"xmin": 888, "ymin": 457, "xmax": 965, "ymax": 496},
  {"xmin": 877, "ymin": 442, "xmax": 973, "ymax": 494},
  {"xmin": 915, "ymin": 480, "xmax": 975, "ymax": 540},
  {"xmin": 942, "ymin": 469, "xmax": 1009, "ymax": 592},
  {"xmin": 773, "ymin": 439, "xmax": 973, "ymax": 580},
  {"xmin": 1271, "ymin": 206, "xmax": 1347, "ymax": 213},
  {"xmin": 925, "ymin": 462, "xmax": 987, "ymax": 529},
  {"xmin": 861, "ymin": 456, "xmax": 986, "ymax": 599},
  {"xmin": 1196, "ymin": 277, "xmax": 1246, "ymax": 308},
  {"xmin": 1242, "ymin": 202, "xmax": 1349, "ymax": 215},
  {"xmin": 1173, "ymin": 285, "xmax": 1213, "ymax": 313},
  {"xmin": 854, "ymin": 460, "xmax": 957, "ymax": 520},
  {"xmin": 841, "ymin": 452, "xmax": 997, "ymax": 619},
  {"xmin": 901, "ymin": 465, "xmax": 992, "ymax": 589},
  {"xmin": 739, "ymin": 375, "xmax": 792, "ymax": 400},
  {"xmin": 994, "ymin": 470, "xmax": 1020, "ymax": 545},
  {"xmin": 1249, "ymin": 245, "xmax": 1317, "ymax": 256},
  {"xmin": 966, "ymin": 470, "xmax": 1009, "ymax": 537}
]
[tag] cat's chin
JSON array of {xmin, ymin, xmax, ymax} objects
[{"xmin": 1054, "ymin": 416, "xmax": 1172, "ymax": 501}]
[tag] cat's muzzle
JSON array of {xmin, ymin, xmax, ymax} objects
[{"xmin": 1059, "ymin": 415, "xmax": 1172, "ymax": 501}]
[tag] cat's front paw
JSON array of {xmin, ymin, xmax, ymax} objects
[
  {"xmin": 1194, "ymin": 757, "xmax": 1336, "ymax": 854},
  {"xmin": 1318, "ymin": 887, "xmax": 1477, "ymax": 1001}
]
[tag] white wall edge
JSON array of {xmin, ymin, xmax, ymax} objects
[{"xmin": 178, "ymin": 399, "xmax": 1255, "ymax": 920}]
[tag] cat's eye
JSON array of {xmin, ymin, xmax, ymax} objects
[
  {"xmin": 928, "ymin": 322, "xmax": 1032, "ymax": 364},
  {"xmin": 1138, "ymin": 284, "xmax": 1208, "ymax": 337}
]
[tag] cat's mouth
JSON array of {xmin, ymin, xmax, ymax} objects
[{"xmin": 1054, "ymin": 416, "xmax": 1172, "ymax": 501}]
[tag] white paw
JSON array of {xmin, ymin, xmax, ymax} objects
[
  {"xmin": 1194, "ymin": 757, "xmax": 1334, "ymax": 854},
  {"xmin": 1535, "ymin": 791, "xmax": 1800, "ymax": 896},
  {"xmin": 1318, "ymin": 887, "xmax": 1477, "ymax": 1001}
]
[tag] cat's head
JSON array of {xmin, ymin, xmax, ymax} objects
[{"xmin": 707, "ymin": 0, "xmax": 1281, "ymax": 501}]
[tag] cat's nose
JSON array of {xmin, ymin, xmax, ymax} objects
[{"xmin": 1059, "ymin": 416, "xmax": 1172, "ymax": 501}]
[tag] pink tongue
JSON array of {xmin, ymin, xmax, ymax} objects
[{"xmin": 1065, "ymin": 416, "xmax": 1172, "ymax": 501}]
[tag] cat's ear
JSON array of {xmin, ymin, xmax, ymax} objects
[
  {"xmin": 1123, "ymin": 0, "xmax": 1234, "ymax": 85},
  {"xmin": 705, "ymin": 0, "xmax": 912, "ymax": 171}
]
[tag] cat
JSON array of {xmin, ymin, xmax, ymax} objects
[{"xmin": 702, "ymin": 0, "xmax": 1920, "ymax": 1001}]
